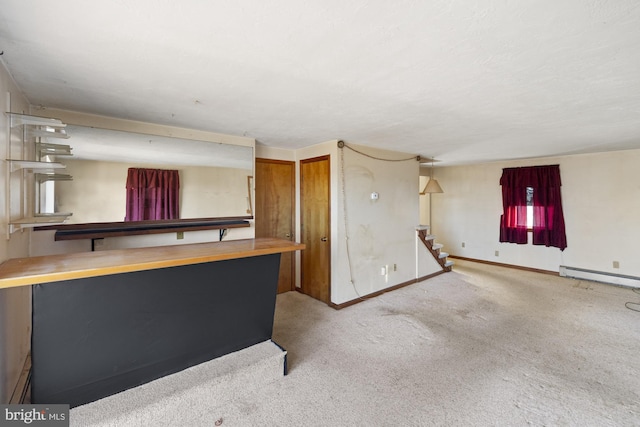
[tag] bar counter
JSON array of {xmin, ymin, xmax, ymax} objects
[
  {"xmin": 0, "ymin": 238, "xmax": 304, "ymax": 408},
  {"xmin": 0, "ymin": 237, "xmax": 303, "ymax": 288}
]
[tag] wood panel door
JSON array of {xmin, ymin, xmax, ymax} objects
[
  {"xmin": 300, "ymin": 155, "xmax": 330, "ymax": 303},
  {"xmin": 255, "ymin": 158, "xmax": 295, "ymax": 293}
]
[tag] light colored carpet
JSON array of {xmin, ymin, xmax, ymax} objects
[
  {"xmin": 72, "ymin": 259, "xmax": 640, "ymax": 426},
  {"xmin": 70, "ymin": 340, "xmax": 286, "ymax": 426}
]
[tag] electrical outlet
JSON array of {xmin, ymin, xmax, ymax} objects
[
  {"xmin": 613, "ymin": 261, "xmax": 620, "ymax": 269},
  {"xmin": 461, "ymin": 242, "xmax": 465, "ymax": 248},
  {"xmin": 380, "ymin": 266, "xmax": 387, "ymax": 275},
  {"xmin": 494, "ymin": 250, "xmax": 499, "ymax": 257},
  {"xmin": 393, "ymin": 264, "xmax": 397, "ymax": 271},
  {"xmin": 177, "ymin": 231, "xmax": 184, "ymax": 240}
]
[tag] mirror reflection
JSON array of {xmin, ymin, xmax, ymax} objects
[{"xmin": 48, "ymin": 126, "xmax": 254, "ymax": 224}]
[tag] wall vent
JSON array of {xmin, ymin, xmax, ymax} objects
[{"xmin": 559, "ymin": 266, "xmax": 640, "ymax": 289}]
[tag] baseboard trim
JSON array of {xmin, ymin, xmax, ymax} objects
[
  {"xmin": 416, "ymin": 270, "xmax": 447, "ymax": 283},
  {"xmin": 448, "ymin": 255, "xmax": 558, "ymax": 276},
  {"xmin": 329, "ymin": 270, "xmax": 446, "ymax": 310}
]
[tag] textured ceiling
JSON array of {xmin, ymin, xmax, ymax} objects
[{"xmin": 1, "ymin": 0, "xmax": 639, "ymax": 165}]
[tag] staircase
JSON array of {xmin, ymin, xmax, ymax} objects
[{"xmin": 416, "ymin": 226, "xmax": 454, "ymax": 272}]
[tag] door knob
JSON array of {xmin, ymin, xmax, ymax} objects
[
  {"xmin": 320, "ymin": 237, "xmax": 328, "ymax": 242},
  {"xmin": 285, "ymin": 233, "xmax": 291, "ymax": 238}
]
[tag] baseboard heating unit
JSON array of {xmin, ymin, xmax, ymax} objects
[{"xmin": 559, "ymin": 266, "xmax": 640, "ymax": 289}]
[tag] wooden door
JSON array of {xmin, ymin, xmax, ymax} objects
[
  {"xmin": 300, "ymin": 155, "xmax": 330, "ymax": 303},
  {"xmin": 255, "ymin": 158, "xmax": 295, "ymax": 293}
]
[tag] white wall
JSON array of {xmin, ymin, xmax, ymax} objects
[
  {"xmin": 0, "ymin": 61, "xmax": 32, "ymax": 403},
  {"xmin": 433, "ymin": 149, "xmax": 640, "ymax": 277}
]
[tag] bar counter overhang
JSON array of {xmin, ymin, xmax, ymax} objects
[{"xmin": 0, "ymin": 237, "xmax": 304, "ymax": 408}]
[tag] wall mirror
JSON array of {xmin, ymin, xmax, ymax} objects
[{"xmin": 48, "ymin": 125, "xmax": 254, "ymax": 224}]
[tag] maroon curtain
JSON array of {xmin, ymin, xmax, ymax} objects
[
  {"xmin": 499, "ymin": 168, "xmax": 529, "ymax": 244},
  {"xmin": 499, "ymin": 165, "xmax": 567, "ymax": 250},
  {"xmin": 125, "ymin": 168, "xmax": 180, "ymax": 221}
]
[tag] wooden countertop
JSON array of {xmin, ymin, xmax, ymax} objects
[{"xmin": 0, "ymin": 238, "xmax": 305, "ymax": 289}]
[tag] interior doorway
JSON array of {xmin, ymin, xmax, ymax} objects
[
  {"xmin": 300, "ymin": 155, "xmax": 331, "ymax": 303},
  {"xmin": 255, "ymin": 158, "xmax": 296, "ymax": 293}
]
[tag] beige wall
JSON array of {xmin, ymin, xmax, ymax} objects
[
  {"xmin": 334, "ymin": 143, "xmax": 423, "ymax": 303},
  {"xmin": 0, "ymin": 62, "xmax": 32, "ymax": 403},
  {"xmin": 293, "ymin": 141, "xmax": 438, "ymax": 305},
  {"xmin": 433, "ymin": 149, "xmax": 640, "ymax": 276},
  {"xmin": 255, "ymin": 144, "xmax": 296, "ymax": 161}
]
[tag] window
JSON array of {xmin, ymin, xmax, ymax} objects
[
  {"xmin": 499, "ymin": 165, "xmax": 567, "ymax": 250},
  {"xmin": 526, "ymin": 187, "xmax": 533, "ymax": 230}
]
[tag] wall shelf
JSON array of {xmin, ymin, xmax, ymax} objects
[
  {"xmin": 9, "ymin": 215, "xmax": 72, "ymax": 233},
  {"xmin": 7, "ymin": 112, "xmax": 66, "ymax": 129},
  {"xmin": 4, "ymin": 112, "xmax": 73, "ymax": 236},
  {"xmin": 7, "ymin": 160, "xmax": 67, "ymax": 173}
]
